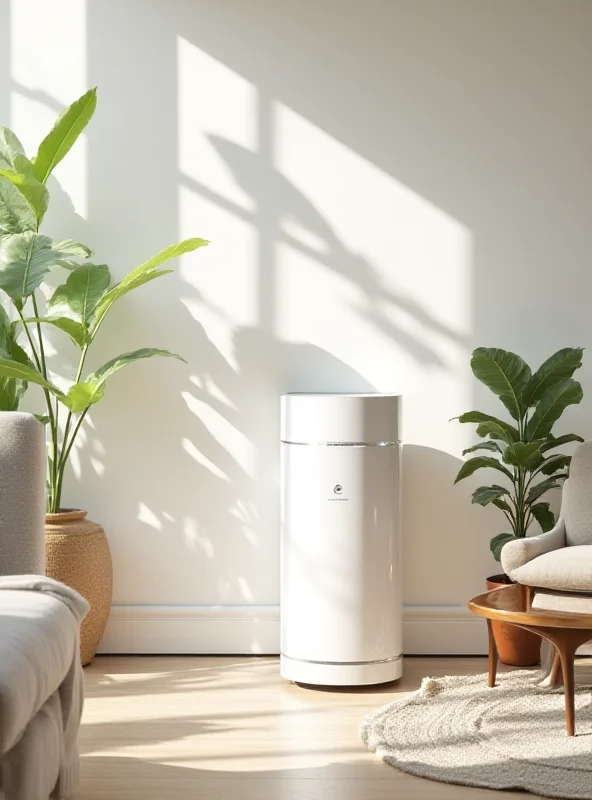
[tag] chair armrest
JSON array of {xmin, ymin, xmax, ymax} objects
[{"xmin": 500, "ymin": 519, "xmax": 566, "ymax": 577}]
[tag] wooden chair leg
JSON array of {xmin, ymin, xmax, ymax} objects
[
  {"xmin": 523, "ymin": 585, "xmax": 534, "ymax": 611},
  {"xmin": 487, "ymin": 619, "xmax": 497, "ymax": 688}
]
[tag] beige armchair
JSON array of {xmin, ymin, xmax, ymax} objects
[{"xmin": 501, "ymin": 441, "xmax": 592, "ymax": 612}]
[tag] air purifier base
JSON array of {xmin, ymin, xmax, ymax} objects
[{"xmin": 280, "ymin": 654, "xmax": 403, "ymax": 686}]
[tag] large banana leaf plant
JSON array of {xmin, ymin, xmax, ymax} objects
[
  {"xmin": 0, "ymin": 88, "xmax": 208, "ymax": 512},
  {"xmin": 454, "ymin": 347, "xmax": 584, "ymax": 562}
]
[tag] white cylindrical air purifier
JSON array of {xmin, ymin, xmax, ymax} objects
[{"xmin": 280, "ymin": 393, "xmax": 402, "ymax": 686}]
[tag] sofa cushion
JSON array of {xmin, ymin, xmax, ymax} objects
[
  {"xmin": 0, "ymin": 589, "xmax": 78, "ymax": 753},
  {"xmin": 512, "ymin": 545, "xmax": 592, "ymax": 592}
]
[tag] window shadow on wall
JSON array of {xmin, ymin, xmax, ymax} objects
[{"xmin": 49, "ymin": 0, "xmax": 480, "ymax": 613}]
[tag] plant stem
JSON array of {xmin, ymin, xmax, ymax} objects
[
  {"xmin": 56, "ymin": 345, "xmax": 89, "ymax": 502},
  {"xmin": 18, "ymin": 303, "xmax": 59, "ymax": 512},
  {"xmin": 59, "ymin": 350, "xmax": 87, "ymax": 456},
  {"xmin": 33, "ymin": 294, "xmax": 60, "ymax": 513},
  {"xmin": 517, "ymin": 466, "xmax": 528, "ymax": 538},
  {"xmin": 54, "ymin": 408, "xmax": 88, "ymax": 509}
]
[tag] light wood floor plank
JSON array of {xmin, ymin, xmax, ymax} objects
[{"xmin": 76, "ymin": 655, "xmax": 583, "ymax": 799}]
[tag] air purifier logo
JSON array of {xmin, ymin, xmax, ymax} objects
[{"xmin": 329, "ymin": 484, "xmax": 348, "ymax": 501}]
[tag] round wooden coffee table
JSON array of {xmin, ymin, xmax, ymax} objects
[{"xmin": 468, "ymin": 584, "xmax": 592, "ymax": 736}]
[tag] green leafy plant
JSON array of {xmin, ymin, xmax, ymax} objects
[
  {"xmin": 453, "ymin": 347, "xmax": 584, "ymax": 562},
  {"xmin": 0, "ymin": 88, "xmax": 208, "ymax": 512}
]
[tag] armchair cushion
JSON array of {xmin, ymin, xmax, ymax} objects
[
  {"xmin": 532, "ymin": 590, "xmax": 592, "ymax": 615},
  {"xmin": 501, "ymin": 519, "xmax": 566, "ymax": 577},
  {"xmin": 509, "ymin": 544, "xmax": 592, "ymax": 592}
]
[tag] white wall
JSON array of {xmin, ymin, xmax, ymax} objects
[{"xmin": 2, "ymin": 0, "xmax": 592, "ymax": 654}]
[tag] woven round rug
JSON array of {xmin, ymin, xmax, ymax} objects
[{"xmin": 361, "ymin": 670, "xmax": 592, "ymax": 799}]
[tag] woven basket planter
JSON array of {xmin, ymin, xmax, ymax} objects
[{"xmin": 45, "ymin": 510, "xmax": 113, "ymax": 666}]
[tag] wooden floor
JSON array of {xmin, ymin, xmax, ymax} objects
[{"xmin": 77, "ymin": 655, "xmax": 560, "ymax": 799}]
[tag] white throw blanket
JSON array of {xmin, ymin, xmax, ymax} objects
[{"xmin": 0, "ymin": 576, "xmax": 89, "ymax": 800}]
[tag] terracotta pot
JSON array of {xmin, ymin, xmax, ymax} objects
[
  {"xmin": 486, "ymin": 575, "xmax": 540, "ymax": 666},
  {"xmin": 45, "ymin": 510, "xmax": 113, "ymax": 666}
]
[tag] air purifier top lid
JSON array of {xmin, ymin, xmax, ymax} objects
[{"xmin": 280, "ymin": 393, "xmax": 401, "ymax": 444}]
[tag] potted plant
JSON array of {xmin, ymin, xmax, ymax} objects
[
  {"xmin": 454, "ymin": 347, "xmax": 584, "ymax": 665},
  {"xmin": 0, "ymin": 88, "xmax": 208, "ymax": 664}
]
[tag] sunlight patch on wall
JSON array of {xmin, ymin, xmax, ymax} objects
[
  {"xmin": 183, "ymin": 518, "xmax": 214, "ymax": 559},
  {"xmin": 179, "ymin": 185, "xmax": 259, "ymax": 331},
  {"xmin": 10, "ymin": 0, "xmax": 88, "ymax": 218},
  {"xmin": 181, "ymin": 392, "xmax": 254, "ymax": 479},
  {"xmin": 137, "ymin": 502, "xmax": 163, "ymax": 532},
  {"xmin": 275, "ymin": 104, "xmax": 473, "ymax": 454},
  {"xmin": 177, "ymin": 36, "xmax": 256, "ymax": 213},
  {"xmin": 181, "ymin": 435, "xmax": 231, "ymax": 484}
]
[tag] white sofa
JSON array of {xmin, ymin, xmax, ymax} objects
[{"xmin": 0, "ymin": 413, "xmax": 88, "ymax": 800}]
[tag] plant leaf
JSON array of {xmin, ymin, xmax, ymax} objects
[
  {"xmin": 523, "ymin": 348, "xmax": 584, "ymax": 408},
  {"xmin": 65, "ymin": 381, "xmax": 105, "ymax": 413},
  {"xmin": 0, "ymin": 357, "xmax": 65, "ymax": 398},
  {"xmin": 0, "ymin": 307, "xmax": 32, "ymax": 403},
  {"xmin": 93, "ymin": 348, "xmax": 185, "ymax": 386},
  {"xmin": 0, "ymin": 378, "xmax": 18, "ymax": 410},
  {"xmin": 32, "ymin": 88, "xmax": 97, "ymax": 184},
  {"xmin": 454, "ymin": 411, "xmax": 519, "ymax": 442},
  {"xmin": 47, "ymin": 264, "xmax": 109, "ymax": 345},
  {"xmin": 454, "ymin": 456, "xmax": 513, "ymax": 484},
  {"xmin": 65, "ymin": 348, "xmax": 185, "ymax": 412},
  {"xmin": 0, "ymin": 304, "xmax": 14, "ymax": 351},
  {"xmin": 24, "ymin": 316, "xmax": 86, "ymax": 349},
  {"xmin": 53, "ymin": 259, "xmax": 86, "ymax": 271},
  {"xmin": 0, "ymin": 127, "xmax": 49, "ymax": 222},
  {"xmin": 475, "ymin": 420, "xmax": 515, "ymax": 444},
  {"xmin": 527, "ymin": 478, "xmax": 561, "ymax": 504},
  {"xmin": 0, "ymin": 233, "xmax": 58, "ymax": 306},
  {"xmin": 462, "ymin": 441, "xmax": 503, "ymax": 456},
  {"xmin": 0, "ymin": 310, "xmax": 22, "ymax": 410},
  {"xmin": 539, "ymin": 453, "xmax": 571, "ymax": 476},
  {"xmin": 502, "ymin": 441, "xmax": 545, "ymax": 469},
  {"xmin": 89, "ymin": 238, "xmax": 209, "ymax": 336},
  {"xmin": 539, "ymin": 433, "xmax": 584, "ymax": 453},
  {"xmin": 50, "ymin": 239, "xmax": 92, "ymax": 258},
  {"xmin": 490, "ymin": 533, "xmax": 516, "ymax": 561},
  {"xmin": 530, "ymin": 502, "xmax": 556, "ymax": 532},
  {"xmin": 525, "ymin": 379, "xmax": 583, "ymax": 440},
  {"xmin": 472, "ymin": 485, "xmax": 510, "ymax": 506},
  {"xmin": 470, "ymin": 348, "xmax": 531, "ymax": 421},
  {"xmin": 0, "ymin": 127, "xmax": 28, "ymax": 170},
  {"xmin": 492, "ymin": 498, "xmax": 512, "ymax": 513},
  {"xmin": 0, "ymin": 233, "xmax": 90, "ymax": 306},
  {"xmin": 0, "ymin": 169, "xmax": 49, "ymax": 223},
  {"xmin": 0, "ymin": 176, "xmax": 37, "ymax": 234}
]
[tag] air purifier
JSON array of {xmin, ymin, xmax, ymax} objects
[{"xmin": 280, "ymin": 393, "xmax": 402, "ymax": 686}]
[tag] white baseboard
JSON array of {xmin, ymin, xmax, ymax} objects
[
  {"xmin": 98, "ymin": 603, "xmax": 489, "ymax": 656},
  {"xmin": 403, "ymin": 605, "xmax": 488, "ymax": 655},
  {"xmin": 97, "ymin": 604, "xmax": 281, "ymax": 655}
]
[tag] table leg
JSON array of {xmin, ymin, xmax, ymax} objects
[
  {"xmin": 558, "ymin": 645, "xmax": 576, "ymax": 737},
  {"xmin": 526, "ymin": 627, "xmax": 592, "ymax": 738},
  {"xmin": 549, "ymin": 649, "xmax": 562, "ymax": 688},
  {"xmin": 487, "ymin": 619, "xmax": 497, "ymax": 688}
]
